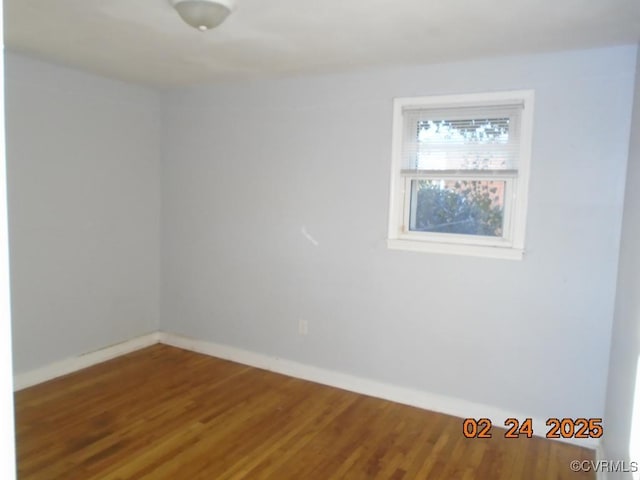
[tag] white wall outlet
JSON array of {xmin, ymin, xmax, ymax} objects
[{"xmin": 298, "ymin": 319, "xmax": 308, "ymax": 335}]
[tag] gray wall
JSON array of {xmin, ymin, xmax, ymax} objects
[
  {"xmin": 603, "ymin": 46, "xmax": 640, "ymax": 473},
  {"xmin": 5, "ymin": 44, "xmax": 638, "ymax": 434},
  {"xmin": 5, "ymin": 54, "xmax": 161, "ymax": 373},
  {"xmin": 161, "ymin": 46, "xmax": 636, "ymax": 420}
]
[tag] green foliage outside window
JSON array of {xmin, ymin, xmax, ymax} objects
[{"xmin": 412, "ymin": 180, "xmax": 504, "ymax": 237}]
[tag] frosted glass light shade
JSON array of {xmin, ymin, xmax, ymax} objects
[{"xmin": 171, "ymin": 0, "xmax": 234, "ymax": 31}]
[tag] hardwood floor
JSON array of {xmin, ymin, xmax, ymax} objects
[{"xmin": 15, "ymin": 344, "xmax": 594, "ymax": 479}]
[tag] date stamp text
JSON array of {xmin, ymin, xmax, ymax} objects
[{"xmin": 462, "ymin": 417, "xmax": 603, "ymax": 439}]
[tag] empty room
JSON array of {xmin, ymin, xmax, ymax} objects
[{"xmin": 1, "ymin": 0, "xmax": 639, "ymax": 478}]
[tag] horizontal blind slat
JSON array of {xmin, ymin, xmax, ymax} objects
[{"xmin": 401, "ymin": 169, "xmax": 518, "ymax": 176}]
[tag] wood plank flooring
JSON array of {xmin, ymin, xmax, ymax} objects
[{"xmin": 15, "ymin": 344, "xmax": 594, "ymax": 479}]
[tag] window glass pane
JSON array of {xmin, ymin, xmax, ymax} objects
[{"xmin": 409, "ymin": 179, "xmax": 505, "ymax": 237}]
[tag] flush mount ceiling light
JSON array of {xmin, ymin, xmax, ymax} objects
[{"xmin": 170, "ymin": 0, "xmax": 236, "ymax": 32}]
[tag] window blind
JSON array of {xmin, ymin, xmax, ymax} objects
[{"xmin": 401, "ymin": 104, "xmax": 523, "ymax": 172}]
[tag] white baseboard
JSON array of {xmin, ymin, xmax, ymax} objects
[
  {"xmin": 13, "ymin": 332, "xmax": 160, "ymax": 391},
  {"xmin": 158, "ymin": 331, "xmax": 599, "ymax": 450},
  {"xmin": 12, "ymin": 329, "xmax": 601, "ymax": 451}
]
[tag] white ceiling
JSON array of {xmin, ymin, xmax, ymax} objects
[{"xmin": 5, "ymin": 0, "xmax": 640, "ymax": 87}]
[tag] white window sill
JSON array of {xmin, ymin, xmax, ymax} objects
[{"xmin": 387, "ymin": 238, "xmax": 524, "ymax": 260}]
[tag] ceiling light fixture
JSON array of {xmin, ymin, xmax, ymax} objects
[{"xmin": 170, "ymin": 0, "xmax": 235, "ymax": 32}]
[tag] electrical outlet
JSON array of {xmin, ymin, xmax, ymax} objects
[{"xmin": 298, "ymin": 319, "xmax": 308, "ymax": 335}]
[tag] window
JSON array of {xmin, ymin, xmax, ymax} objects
[{"xmin": 387, "ymin": 90, "xmax": 534, "ymax": 259}]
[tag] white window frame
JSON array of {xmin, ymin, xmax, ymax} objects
[{"xmin": 387, "ymin": 90, "xmax": 534, "ymax": 260}]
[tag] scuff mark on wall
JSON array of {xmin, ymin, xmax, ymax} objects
[{"xmin": 301, "ymin": 226, "xmax": 319, "ymax": 247}]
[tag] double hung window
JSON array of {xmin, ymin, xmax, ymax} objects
[{"xmin": 387, "ymin": 90, "xmax": 534, "ymax": 259}]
